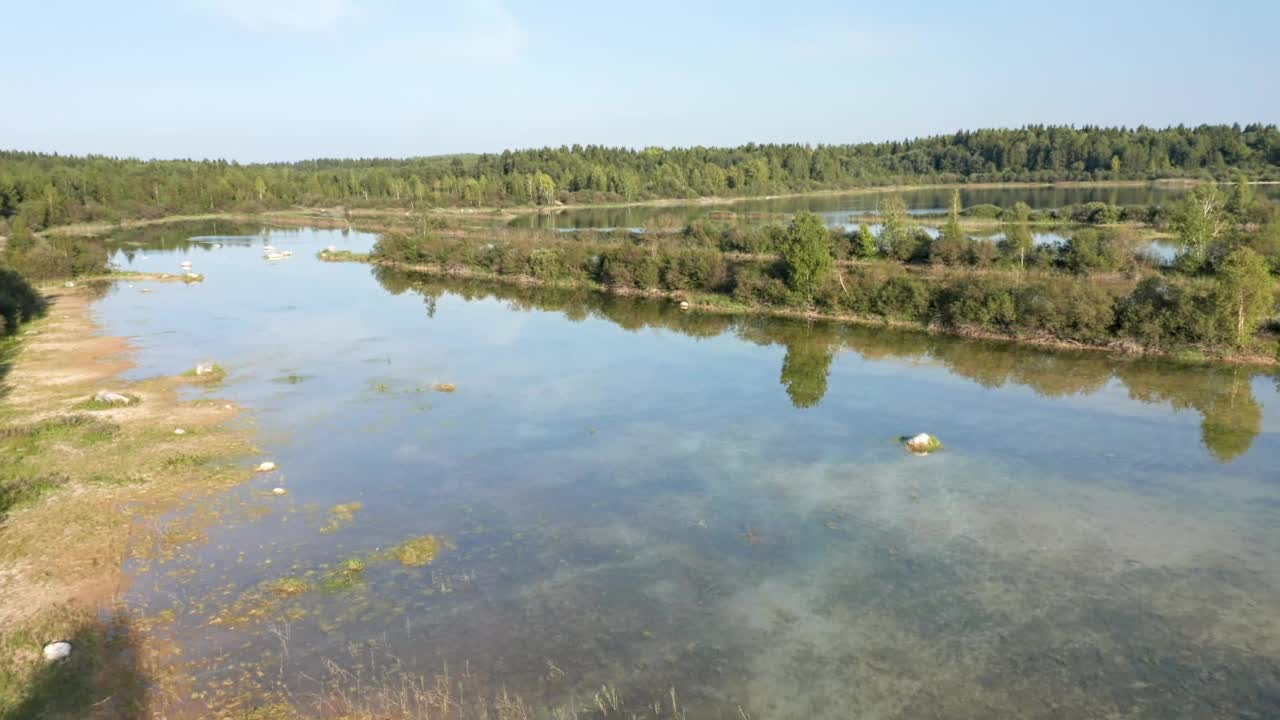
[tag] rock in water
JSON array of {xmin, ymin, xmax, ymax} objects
[
  {"xmin": 94, "ymin": 390, "xmax": 132, "ymax": 405},
  {"xmin": 43, "ymin": 641, "xmax": 72, "ymax": 662},
  {"xmin": 679, "ymin": 300, "xmax": 690, "ymax": 311},
  {"xmin": 195, "ymin": 363, "xmax": 215, "ymax": 376},
  {"xmin": 904, "ymin": 433, "xmax": 942, "ymax": 454},
  {"xmin": 272, "ymin": 487, "xmax": 287, "ymax": 496},
  {"xmin": 432, "ymin": 383, "xmax": 457, "ymax": 393},
  {"xmin": 257, "ymin": 461, "xmax": 277, "ymax": 473}
]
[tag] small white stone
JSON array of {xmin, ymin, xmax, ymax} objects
[
  {"xmin": 195, "ymin": 363, "xmax": 215, "ymax": 376},
  {"xmin": 173, "ymin": 428, "xmax": 186, "ymax": 435},
  {"xmin": 257, "ymin": 461, "xmax": 277, "ymax": 473},
  {"xmin": 64, "ymin": 281, "xmax": 76, "ymax": 288},
  {"xmin": 679, "ymin": 300, "xmax": 690, "ymax": 310},
  {"xmin": 43, "ymin": 641, "xmax": 72, "ymax": 662},
  {"xmin": 272, "ymin": 487, "xmax": 287, "ymax": 496}
]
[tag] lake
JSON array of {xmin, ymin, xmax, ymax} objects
[
  {"xmin": 508, "ymin": 183, "xmax": 1280, "ymax": 232},
  {"xmin": 97, "ymin": 224, "xmax": 1280, "ymax": 718}
]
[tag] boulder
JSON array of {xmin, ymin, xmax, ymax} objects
[
  {"xmin": 93, "ymin": 390, "xmax": 133, "ymax": 406},
  {"xmin": 42, "ymin": 641, "xmax": 72, "ymax": 662},
  {"xmin": 257, "ymin": 461, "xmax": 277, "ymax": 473},
  {"xmin": 904, "ymin": 433, "xmax": 942, "ymax": 454},
  {"xmin": 432, "ymin": 383, "xmax": 457, "ymax": 393},
  {"xmin": 272, "ymin": 487, "xmax": 287, "ymax": 496},
  {"xmin": 195, "ymin": 363, "xmax": 215, "ymax": 376},
  {"xmin": 679, "ymin": 300, "xmax": 690, "ymax": 311}
]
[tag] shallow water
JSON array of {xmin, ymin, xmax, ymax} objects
[
  {"xmin": 509, "ymin": 184, "xmax": 1280, "ymax": 231},
  {"xmin": 97, "ymin": 225, "xmax": 1280, "ymax": 718}
]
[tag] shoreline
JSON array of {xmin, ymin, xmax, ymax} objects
[
  {"xmin": 0, "ymin": 284, "xmax": 259, "ymax": 716},
  {"xmin": 36, "ymin": 178, "xmax": 1197, "ymax": 239},
  {"xmin": 368, "ymin": 257, "xmax": 1279, "ymax": 368}
]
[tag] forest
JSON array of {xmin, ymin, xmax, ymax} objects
[{"xmin": 2, "ymin": 125, "xmax": 1278, "ymax": 232}]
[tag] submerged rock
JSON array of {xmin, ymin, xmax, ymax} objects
[
  {"xmin": 42, "ymin": 641, "xmax": 72, "ymax": 662},
  {"xmin": 904, "ymin": 433, "xmax": 942, "ymax": 454},
  {"xmin": 256, "ymin": 461, "xmax": 277, "ymax": 473},
  {"xmin": 93, "ymin": 390, "xmax": 133, "ymax": 406}
]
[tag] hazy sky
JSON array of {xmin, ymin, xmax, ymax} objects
[{"xmin": 4, "ymin": 0, "xmax": 1276, "ymax": 162}]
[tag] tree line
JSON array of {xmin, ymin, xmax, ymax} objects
[{"xmin": 2, "ymin": 125, "xmax": 1277, "ymax": 232}]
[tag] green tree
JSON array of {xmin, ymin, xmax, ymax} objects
[
  {"xmin": 1171, "ymin": 184, "xmax": 1226, "ymax": 263},
  {"xmin": 531, "ymin": 172, "xmax": 556, "ymax": 205},
  {"xmin": 856, "ymin": 222, "xmax": 877, "ymax": 259},
  {"xmin": 878, "ymin": 195, "xmax": 909, "ymax": 260},
  {"xmin": 932, "ymin": 190, "xmax": 968, "ymax": 264},
  {"xmin": 1225, "ymin": 172, "xmax": 1256, "ymax": 223},
  {"xmin": 1213, "ymin": 246, "xmax": 1275, "ymax": 347},
  {"xmin": 779, "ymin": 211, "xmax": 834, "ymax": 299},
  {"xmin": 1002, "ymin": 202, "xmax": 1034, "ymax": 270}
]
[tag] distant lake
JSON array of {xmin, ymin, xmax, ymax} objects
[
  {"xmin": 510, "ymin": 183, "xmax": 1280, "ymax": 231},
  {"xmin": 98, "ymin": 224, "xmax": 1280, "ymax": 717}
]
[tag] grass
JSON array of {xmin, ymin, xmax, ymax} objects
[{"xmin": 181, "ymin": 363, "xmax": 227, "ymax": 383}]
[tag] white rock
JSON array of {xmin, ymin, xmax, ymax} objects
[
  {"xmin": 257, "ymin": 461, "xmax": 277, "ymax": 473},
  {"xmin": 195, "ymin": 363, "xmax": 215, "ymax": 376},
  {"xmin": 905, "ymin": 433, "xmax": 940, "ymax": 453},
  {"xmin": 271, "ymin": 487, "xmax": 287, "ymax": 496},
  {"xmin": 679, "ymin": 300, "xmax": 690, "ymax": 310},
  {"xmin": 64, "ymin": 281, "xmax": 76, "ymax": 288},
  {"xmin": 173, "ymin": 428, "xmax": 186, "ymax": 435},
  {"xmin": 326, "ymin": 246, "xmax": 337, "ymax": 253},
  {"xmin": 94, "ymin": 390, "xmax": 132, "ymax": 405},
  {"xmin": 43, "ymin": 641, "xmax": 72, "ymax": 662}
]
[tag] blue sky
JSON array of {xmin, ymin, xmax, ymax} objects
[{"xmin": 3, "ymin": 0, "xmax": 1276, "ymax": 162}]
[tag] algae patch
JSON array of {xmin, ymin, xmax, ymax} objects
[{"xmin": 320, "ymin": 502, "xmax": 363, "ymax": 534}]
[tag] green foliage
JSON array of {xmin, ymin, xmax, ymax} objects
[
  {"xmin": 1213, "ymin": 247, "xmax": 1276, "ymax": 347},
  {"xmin": 778, "ymin": 212, "xmax": 834, "ymax": 299},
  {"xmin": 855, "ymin": 222, "xmax": 877, "ymax": 259},
  {"xmin": 1171, "ymin": 184, "xmax": 1227, "ymax": 262}
]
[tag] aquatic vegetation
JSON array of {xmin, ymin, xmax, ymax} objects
[
  {"xmin": 271, "ymin": 373, "xmax": 312, "ymax": 385},
  {"xmin": 181, "ymin": 364, "xmax": 226, "ymax": 383},
  {"xmin": 321, "ymin": 559, "xmax": 367, "ymax": 591},
  {"xmin": 269, "ymin": 577, "xmax": 311, "ymax": 598},
  {"xmin": 387, "ymin": 535, "xmax": 443, "ymax": 567},
  {"xmin": 320, "ymin": 502, "xmax": 363, "ymax": 534}
]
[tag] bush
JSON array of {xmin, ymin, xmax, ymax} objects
[
  {"xmin": 963, "ymin": 204, "xmax": 1003, "ymax": 219},
  {"xmin": 873, "ymin": 274, "xmax": 932, "ymax": 322}
]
